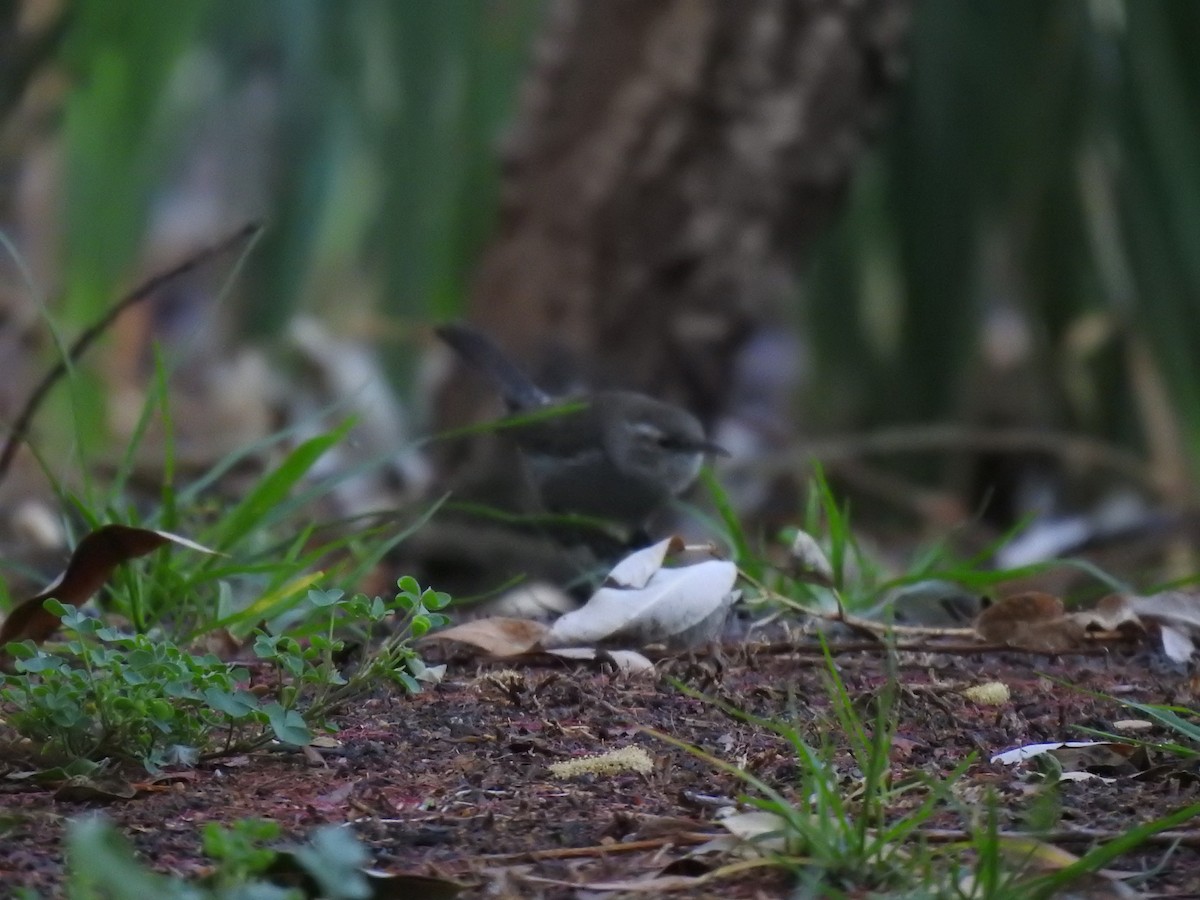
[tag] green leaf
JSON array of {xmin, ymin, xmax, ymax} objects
[
  {"xmin": 204, "ymin": 688, "xmax": 260, "ymax": 719},
  {"xmin": 263, "ymin": 701, "xmax": 311, "ymax": 746},
  {"xmin": 211, "ymin": 419, "xmax": 355, "ymax": 551},
  {"xmin": 410, "ymin": 615, "xmax": 431, "ymax": 639},
  {"xmin": 394, "ymin": 671, "xmax": 420, "ymax": 694},
  {"xmin": 15, "ymin": 654, "xmax": 65, "ymax": 674},
  {"xmin": 3, "ymin": 641, "xmax": 37, "ymax": 661},
  {"xmin": 308, "ymin": 588, "xmax": 345, "ymax": 609},
  {"xmin": 66, "ymin": 817, "xmax": 179, "ymax": 897},
  {"xmin": 288, "ymin": 825, "xmax": 370, "ymax": 900}
]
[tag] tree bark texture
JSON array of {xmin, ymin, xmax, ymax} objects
[
  {"xmin": 429, "ymin": 0, "xmax": 911, "ymax": 558},
  {"xmin": 441, "ymin": 0, "xmax": 910, "ymax": 430}
]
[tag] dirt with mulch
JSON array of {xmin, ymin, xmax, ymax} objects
[{"xmin": 2, "ymin": 643, "xmax": 1200, "ymax": 898}]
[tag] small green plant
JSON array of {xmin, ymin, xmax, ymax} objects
[
  {"xmin": 1, "ymin": 580, "xmax": 450, "ymax": 770},
  {"xmin": 1, "ymin": 334, "xmax": 452, "ymax": 771},
  {"xmin": 55, "ymin": 815, "xmax": 379, "ymax": 899},
  {"xmin": 2, "ymin": 600, "xmax": 256, "ymax": 769},
  {"xmin": 657, "ymin": 649, "xmax": 978, "ymax": 895},
  {"xmin": 200, "ymin": 818, "xmax": 286, "ymax": 887}
]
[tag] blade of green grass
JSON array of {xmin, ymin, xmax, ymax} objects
[{"xmin": 206, "ymin": 418, "xmax": 354, "ymax": 552}]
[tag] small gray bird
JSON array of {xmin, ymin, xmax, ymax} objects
[{"xmin": 436, "ymin": 322, "xmax": 726, "ymax": 532}]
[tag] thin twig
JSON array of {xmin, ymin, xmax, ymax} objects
[
  {"xmin": 0, "ymin": 222, "xmax": 262, "ymax": 484},
  {"xmin": 470, "ymin": 832, "xmax": 716, "ymax": 862},
  {"xmin": 453, "ymin": 825, "xmax": 1200, "ymax": 871},
  {"xmin": 918, "ymin": 827, "xmax": 1200, "ymax": 848},
  {"xmin": 736, "ymin": 425, "xmax": 1158, "ymax": 495},
  {"xmin": 743, "ymin": 639, "xmax": 1114, "ymax": 657}
]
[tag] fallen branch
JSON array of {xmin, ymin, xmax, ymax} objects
[{"xmin": 469, "ymin": 832, "xmax": 715, "ymax": 862}]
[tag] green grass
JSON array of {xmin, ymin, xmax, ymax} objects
[
  {"xmin": 654, "ymin": 646, "xmax": 1197, "ymax": 898},
  {"xmin": 1, "ymin": 319, "xmax": 451, "ymax": 772},
  {"xmin": 652, "ymin": 473, "xmax": 1200, "ymax": 896}
]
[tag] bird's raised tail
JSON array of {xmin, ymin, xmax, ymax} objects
[{"xmin": 436, "ymin": 322, "xmax": 552, "ymax": 411}]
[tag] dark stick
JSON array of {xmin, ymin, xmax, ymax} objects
[{"xmin": 0, "ymin": 221, "xmax": 263, "ymax": 484}]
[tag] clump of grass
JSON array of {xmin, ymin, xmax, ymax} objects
[
  {"xmin": 1, "ymin": 268, "xmax": 451, "ymax": 772},
  {"xmin": 664, "ymin": 470, "xmax": 1199, "ymax": 896},
  {"xmin": 653, "ymin": 649, "xmax": 976, "ymax": 895}
]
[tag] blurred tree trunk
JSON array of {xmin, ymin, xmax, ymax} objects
[{"xmin": 440, "ymin": 0, "xmax": 909, "ymax": 434}]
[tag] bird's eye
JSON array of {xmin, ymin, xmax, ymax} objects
[{"xmin": 631, "ymin": 422, "xmax": 666, "ymax": 444}]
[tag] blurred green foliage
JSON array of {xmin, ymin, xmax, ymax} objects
[
  {"xmin": 806, "ymin": 1, "xmax": 1200, "ymax": 475},
  {"xmin": 61, "ymin": 1, "xmax": 210, "ymax": 325},
  {"xmin": 45, "ymin": 0, "xmax": 541, "ymax": 363},
  {"xmin": 11, "ymin": 0, "xmax": 1200, "ymax": 474}
]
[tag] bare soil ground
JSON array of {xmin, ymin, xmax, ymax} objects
[{"xmin": 3, "ymin": 644, "xmax": 1200, "ymax": 898}]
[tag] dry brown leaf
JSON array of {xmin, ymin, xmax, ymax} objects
[
  {"xmin": 0, "ymin": 525, "xmax": 216, "ymax": 658},
  {"xmin": 973, "ymin": 592, "xmax": 1086, "ymax": 651},
  {"xmin": 422, "ymin": 617, "xmax": 549, "ymax": 656},
  {"xmin": 986, "ymin": 836, "xmax": 1138, "ymax": 897},
  {"xmin": 1069, "ymin": 591, "xmax": 1200, "ymax": 662},
  {"xmin": 195, "ymin": 627, "xmax": 244, "ymax": 660},
  {"xmin": 1073, "ymin": 593, "xmax": 1143, "ymax": 632}
]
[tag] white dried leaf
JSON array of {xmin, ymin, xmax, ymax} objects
[
  {"xmin": 789, "ymin": 530, "xmax": 833, "ymax": 586},
  {"xmin": 1126, "ymin": 591, "xmax": 1200, "ymax": 661},
  {"xmin": 412, "ymin": 662, "xmax": 446, "ymax": 684},
  {"xmin": 1158, "ymin": 625, "xmax": 1195, "ymax": 663},
  {"xmin": 544, "ymin": 559, "xmax": 738, "ymax": 649},
  {"xmin": 482, "ymin": 582, "xmax": 577, "ymax": 618},
  {"xmin": 604, "ymin": 536, "xmax": 682, "ymax": 590},
  {"xmin": 1056, "ymin": 771, "xmax": 1117, "ymax": 784},
  {"xmin": 991, "ymin": 740, "xmax": 1110, "ymax": 766},
  {"xmin": 717, "ymin": 810, "xmax": 792, "ymax": 844},
  {"xmin": 1069, "ymin": 593, "xmax": 1140, "ymax": 631}
]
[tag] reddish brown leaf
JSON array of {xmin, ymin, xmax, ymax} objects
[{"xmin": 0, "ymin": 524, "xmax": 214, "ymax": 653}]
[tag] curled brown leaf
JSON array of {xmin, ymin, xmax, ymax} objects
[{"xmin": 0, "ymin": 525, "xmax": 215, "ymax": 661}]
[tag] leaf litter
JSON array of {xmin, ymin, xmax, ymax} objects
[
  {"xmin": 5, "ymin": 536, "xmax": 1200, "ymax": 894},
  {"xmin": 7, "ymin": 644, "xmax": 1198, "ymax": 896}
]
